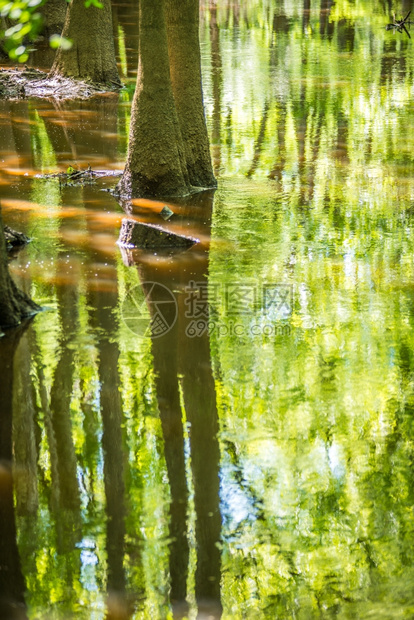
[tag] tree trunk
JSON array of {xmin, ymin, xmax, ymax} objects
[
  {"xmin": 165, "ymin": 0, "xmax": 216, "ymax": 189},
  {"xmin": 49, "ymin": 0, "xmax": 121, "ymax": 87},
  {"xmin": 40, "ymin": 0, "xmax": 67, "ymax": 39},
  {"xmin": 116, "ymin": 0, "xmax": 191, "ymax": 199},
  {"xmin": 0, "ymin": 207, "xmax": 39, "ymax": 330}
]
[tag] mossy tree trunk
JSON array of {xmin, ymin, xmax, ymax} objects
[
  {"xmin": 165, "ymin": 0, "xmax": 216, "ymax": 189},
  {"xmin": 116, "ymin": 0, "xmax": 190, "ymax": 198},
  {"xmin": 49, "ymin": 0, "xmax": 121, "ymax": 87},
  {"xmin": 0, "ymin": 207, "xmax": 39, "ymax": 330},
  {"xmin": 40, "ymin": 0, "xmax": 67, "ymax": 39},
  {"xmin": 116, "ymin": 0, "xmax": 215, "ymax": 199}
]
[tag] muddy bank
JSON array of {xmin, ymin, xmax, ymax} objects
[{"xmin": 0, "ymin": 66, "xmax": 122, "ymax": 99}]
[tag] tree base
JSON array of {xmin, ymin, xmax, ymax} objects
[
  {"xmin": 0, "ymin": 279, "xmax": 41, "ymax": 331},
  {"xmin": 115, "ymin": 170, "xmax": 217, "ymax": 201}
]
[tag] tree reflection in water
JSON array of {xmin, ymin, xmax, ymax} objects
[
  {"xmin": 0, "ymin": 327, "xmax": 29, "ymax": 620},
  {"xmin": 3, "ymin": 0, "xmax": 414, "ymax": 615},
  {"xmin": 120, "ymin": 190, "xmax": 222, "ymax": 618}
]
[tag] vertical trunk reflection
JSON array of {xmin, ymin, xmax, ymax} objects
[{"xmin": 124, "ymin": 190, "xmax": 222, "ymax": 617}]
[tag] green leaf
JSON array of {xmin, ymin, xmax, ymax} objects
[
  {"xmin": 9, "ymin": 7, "xmax": 22, "ymax": 19},
  {"xmin": 0, "ymin": 4, "xmax": 13, "ymax": 18},
  {"xmin": 5, "ymin": 23, "xmax": 23, "ymax": 38},
  {"xmin": 84, "ymin": 0, "xmax": 103, "ymax": 7},
  {"xmin": 49, "ymin": 34, "xmax": 73, "ymax": 50}
]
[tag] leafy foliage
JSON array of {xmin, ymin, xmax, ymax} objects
[
  {"xmin": 0, "ymin": 0, "xmax": 44, "ymax": 61},
  {"xmin": 49, "ymin": 33, "xmax": 72, "ymax": 50},
  {"xmin": 0, "ymin": 0, "xmax": 103, "ymax": 61}
]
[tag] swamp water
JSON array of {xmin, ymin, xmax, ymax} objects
[{"xmin": 1, "ymin": 0, "xmax": 414, "ymax": 617}]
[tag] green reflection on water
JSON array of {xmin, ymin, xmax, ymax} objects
[{"xmin": 1, "ymin": 0, "xmax": 414, "ymax": 618}]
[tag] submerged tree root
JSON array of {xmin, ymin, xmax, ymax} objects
[
  {"xmin": 0, "ymin": 66, "xmax": 122, "ymax": 99},
  {"xmin": 4, "ymin": 226, "xmax": 30, "ymax": 253},
  {"xmin": 0, "ymin": 224, "xmax": 41, "ymax": 332}
]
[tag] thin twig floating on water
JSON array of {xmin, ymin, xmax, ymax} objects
[
  {"xmin": 386, "ymin": 10, "xmax": 413, "ymax": 38},
  {"xmin": 36, "ymin": 166, "xmax": 123, "ymax": 186}
]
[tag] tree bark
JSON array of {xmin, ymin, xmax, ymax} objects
[
  {"xmin": 40, "ymin": 0, "xmax": 67, "ymax": 39},
  {"xmin": 116, "ymin": 0, "xmax": 191, "ymax": 199},
  {"xmin": 0, "ymin": 207, "xmax": 39, "ymax": 330},
  {"xmin": 165, "ymin": 0, "xmax": 216, "ymax": 189},
  {"xmin": 49, "ymin": 0, "xmax": 121, "ymax": 87}
]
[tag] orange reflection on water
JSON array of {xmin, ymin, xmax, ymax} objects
[
  {"xmin": 2, "ymin": 168, "xmax": 34, "ymax": 177},
  {"xmin": 1, "ymin": 198, "xmax": 41, "ymax": 212},
  {"xmin": 0, "ymin": 153, "xmax": 29, "ymax": 164},
  {"xmin": 58, "ymin": 229, "xmax": 119, "ymax": 257},
  {"xmin": 86, "ymin": 211, "xmax": 124, "ymax": 228},
  {"xmin": 89, "ymin": 234, "xmax": 120, "ymax": 256},
  {"xmin": 130, "ymin": 197, "xmax": 168, "ymax": 210}
]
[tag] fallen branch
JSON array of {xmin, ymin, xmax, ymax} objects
[
  {"xmin": 386, "ymin": 10, "xmax": 413, "ymax": 37},
  {"xmin": 37, "ymin": 166, "xmax": 123, "ymax": 185}
]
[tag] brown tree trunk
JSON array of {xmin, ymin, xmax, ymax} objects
[
  {"xmin": 49, "ymin": 0, "xmax": 121, "ymax": 87},
  {"xmin": 117, "ymin": 0, "xmax": 216, "ymax": 199},
  {"xmin": 116, "ymin": 0, "xmax": 190, "ymax": 199},
  {"xmin": 40, "ymin": 0, "xmax": 67, "ymax": 39},
  {"xmin": 165, "ymin": 0, "xmax": 216, "ymax": 189},
  {"xmin": 0, "ymin": 206, "xmax": 39, "ymax": 330}
]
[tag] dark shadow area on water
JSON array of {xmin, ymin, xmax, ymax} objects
[{"xmin": 0, "ymin": 324, "xmax": 31, "ymax": 620}]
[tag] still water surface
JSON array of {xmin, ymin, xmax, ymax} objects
[{"xmin": 1, "ymin": 0, "xmax": 414, "ymax": 617}]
